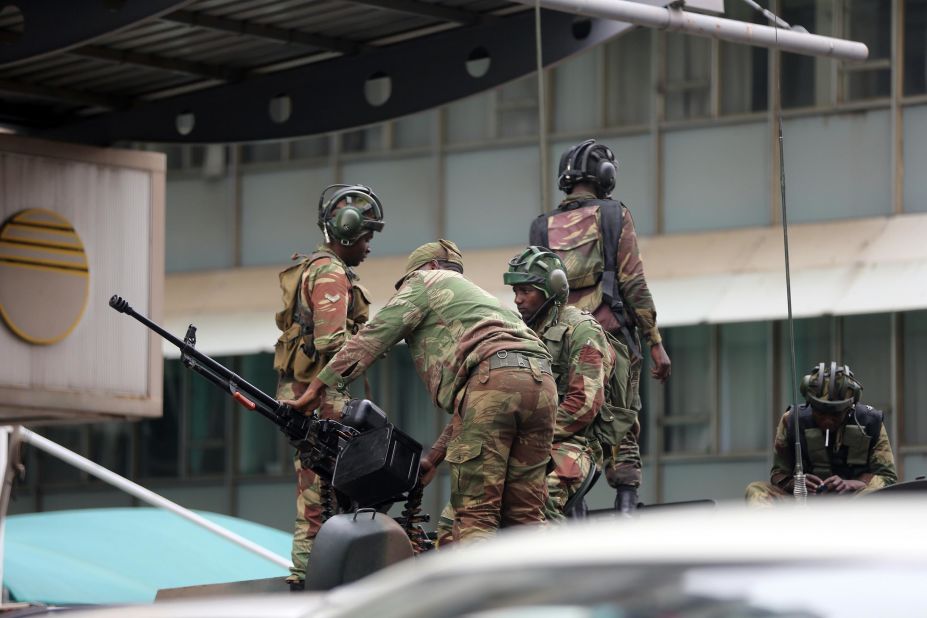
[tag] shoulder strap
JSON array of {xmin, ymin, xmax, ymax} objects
[
  {"xmin": 529, "ymin": 213, "xmax": 549, "ymax": 248},
  {"xmin": 591, "ymin": 199, "xmax": 624, "ymax": 314}
]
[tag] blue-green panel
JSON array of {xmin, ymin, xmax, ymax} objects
[
  {"xmin": 783, "ymin": 109, "xmax": 891, "ymax": 222},
  {"xmin": 240, "ymin": 166, "xmax": 331, "ymax": 267},
  {"xmin": 165, "ymin": 178, "xmax": 235, "ymax": 272},
  {"xmin": 904, "ymin": 104, "xmax": 927, "ymax": 213},
  {"xmin": 664, "ymin": 121, "xmax": 770, "ymax": 233}
]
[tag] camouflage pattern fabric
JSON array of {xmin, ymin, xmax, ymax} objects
[
  {"xmin": 445, "ymin": 363, "xmax": 556, "ymax": 542},
  {"xmin": 435, "ymin": 502, "xmax": 455, "ymax": 549},
  {"xmin": 316, "ymin": 269, "xmax": 550, "ymax": 413},
  {"xmin": 534, "ymin": 305, "xmax": 613, "ymax": 516},
  {"xmin": 315, "ymin": 267, "xmax": 555, "ymax": 541},
  {"xmin": 604, "ymin": 342, "xmax": 642, "ymax": 489},
  {"xmin": 745, "ymin": 407, "xmax": 897, "ymax": 505},
  {"xmin": 549, "ymin": 192, "xmax": 661, "ymax": 346},
  {"xmin": 274, "ymin": 245, "xmax": 368, "ymax": 584}
]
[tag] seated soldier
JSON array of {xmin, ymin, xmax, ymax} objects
[{"xmin": 746, "ymin": 363, "xmax": 897, "ymax": 505}]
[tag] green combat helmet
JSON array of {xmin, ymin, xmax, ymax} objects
[
  {"xmin": 799, "ymin": 362, "xmax": 863, "ymax": 413},
  {"xmin": 317, "ymin": 184, "xmax": 385, "ymax": 245},
  {"xmin": 504, "ymin": 245, "xmax": 570, "ymax": 305}
]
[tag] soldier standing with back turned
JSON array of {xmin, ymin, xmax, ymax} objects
[
  {"xmin": 273, "ymin": 184, "xmax": 383, "ymax": 590},
  {"xmin": 530, "ymin": 139, "xmax": 671, "ymax": 514}
]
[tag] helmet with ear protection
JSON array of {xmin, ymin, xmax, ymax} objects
[
  {"xmin": 503, "ymin": 246, "xmax": 569, "ymax": 302},
  {"xmin": 799, "ymin": 362, "xmax": 863, "ymax": 413},
  {"xmin": 317, "ymin": 184, "xmax": 385, "ymax": 245},
  {"xmin": 557, "ymin": 139, "xmax": 619, "ymax": 197}
]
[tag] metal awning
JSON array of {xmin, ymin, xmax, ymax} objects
[
  {"xmin": 0, "ymin": 0, "xmax": 668, "ymax": 144},
  {"xmin": 161, "ymin": 213, "xmax": 927, "ymax": 356}
]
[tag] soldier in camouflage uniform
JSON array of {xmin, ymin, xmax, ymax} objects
[
  {"xmin": 505, "ymin": 246, "xmax": 629, "ymax": 520},
  {"xmin": 530, "ymin": 139, "xmax": 671, "ymax": 514},
  {"xmin": 284, "ymin": 239, "xmax": 558, "ymax": 543},
  {"xmin": 746, "ymin": 363, "xmax": 897, "ymax": 504},
  {"xmin": 273, "ymin": 184, "xmax": 383, "ymax": 589}
]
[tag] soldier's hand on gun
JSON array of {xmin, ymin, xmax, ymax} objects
[
  {"xmin": 419, "ymin": 456, "xmax": 438, "ymax": 487},
  {"xmin": 818, "ymin": 475, "xmax": 866, "ymax": 494},
  {"xmin": 650, "ymin": 343, "xmax": 672, "ymax": 383},
  {"xmin": 282, "ymin": 378, "xmax": 327, "ymax": 414}
]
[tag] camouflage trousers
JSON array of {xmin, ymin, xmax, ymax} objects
[
  {"xmin": 445, "ymin": 360, "xmax": 557, "ymax": 543},
  {"xmin": 276, "ymin": 375, "xmax": 349, "ymax": 583},
  {"xmin": 437, "ymin": 439, "xmax": 598, "ymax": 538},
  {"xmin": 544, "ymin": 440, "xmax": 597, "ymax": 521},
  {"xmin": 604, "ymin": 337, "xmax": 643, "ymax": 489},
  {"xmin": 745, "ymin": 479, "xmax": 886, "ymax": 506}
]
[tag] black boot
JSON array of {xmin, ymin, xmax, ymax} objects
[
  {"xmin": 288, "ymin": 579, "xmax": 305, "ymax": 592},
  {"xmin": 614, "ymin": 485, "xmax": 638, "ymax": 516}
]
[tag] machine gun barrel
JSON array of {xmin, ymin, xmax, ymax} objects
[{"xmin": 109, "ymin": 294, "xmax": 347, "ymax": 477}]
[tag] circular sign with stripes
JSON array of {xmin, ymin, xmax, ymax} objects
[{"xmin": 0, "ymin": 209, "xmax": 89, "ymax": 345}]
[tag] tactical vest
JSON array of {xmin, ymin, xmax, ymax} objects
[
  {"xmin": 273, "ymin": 251, "xmax": 370, "ymax": 383},
  {"xmin": 540, "ymin": 309, "xmax": 635, "ymax": 449},
  {"xmin": 530, "ymin": 198, "xmax": 640, "ymax": 357},
  {"xmin": 787, "ymin": 403, "xmax": 884, "ymax": 480}
]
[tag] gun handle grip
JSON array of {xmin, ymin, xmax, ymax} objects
[{"xmin": 233, "ymin": 391, "xmax": 256, "ymax": 410}]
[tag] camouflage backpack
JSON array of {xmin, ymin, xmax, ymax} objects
[
  {"xmin": 529, "ymin": 199, "xmax": 625, "ymax": 328},
  {"xmin": 272, "ymin": 252, "xmax": 346, "ymax": 382}
]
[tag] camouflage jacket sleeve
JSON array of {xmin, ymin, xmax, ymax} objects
[
  {"xmin": 770, "ymin": 410, "xmax": 795, "ymax": 490},
  {"xmin": 316, "ymin": 275, "xmax": 427, "ymax": 390},
  {"xmin": 554, "ymin": 319, "xmax": 610, "ymax": 442},
  {"xmin": 857, "ymin": 425, "xmax": 897, "ymax": 489},
  {"xmin": 304, "ymin": 258, "xmax": 351, "ymax": 356},
  {"xmin": 617, "ymin": 206, "xmax": 661, "ymax": 346}
]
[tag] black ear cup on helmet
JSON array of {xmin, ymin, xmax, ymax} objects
[
  {"xmin": 317, "ymin": 184, "xmax": 384, "ymax": 245},
  {"xmin": 548, "ymin": 267, "xmax": 569, "ymax": 299},
  {"xmin": 557, "ymin": 139, "xmax": 618, "ymax": 196}
]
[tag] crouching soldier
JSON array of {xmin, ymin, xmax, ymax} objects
[{"xmin": 746, "ymin": 363, "xmax": 896, "ymax": 505}]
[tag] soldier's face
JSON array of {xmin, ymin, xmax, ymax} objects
[
  {"xmin": 512, "ymin": 284, "xmax": 546, "ymax": 322},
  {"xmin": 343, "ymin": 232, "xmax": 373, "ymax": 267}
]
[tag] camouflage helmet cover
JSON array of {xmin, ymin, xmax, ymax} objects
[
  {"xmin": 503, "ymin": 246, "xmax": 569, "ymax": 301},
  {"xmin": 799, "ymin": 362, "xmax": 863, "ymax": 413},
  {"xmin": 317, "ymin": 184, "xmax": 385, "ymax": 245}
]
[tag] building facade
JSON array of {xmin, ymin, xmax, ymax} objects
[{"xmin": 12, "ymin": 0, "xmax": 927, "ymax": 530}]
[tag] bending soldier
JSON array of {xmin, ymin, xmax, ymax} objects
[
  {"xmin": 272, "ymin": 184, "xmax": 383, "ymax": 589},
  {"xmin": 285, "ymin": 239, "xmax": 557, "ymax": 543},
  {"xmin": 530, "ymin": 139, "xmax": 671, "ymax": 514},
  {"xmin": 745, "ymin": 363, "xmax": 897, "ymax": 505}
]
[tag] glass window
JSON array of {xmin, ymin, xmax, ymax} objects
[
  {"xmin": 237, "ymin": 353, "xmax": 285, "ymax": 476},
  {"xmin": 446, "ymin": 91, "xmax": 491, "ymax": 144},
  {"xmin": 139, "ymin": 359, "xmax": 181, "ymax": 478},
  {"xmin": 662, "ymin": 325, "xmax": 713, "ymax": 454},
  {"xmin": 89, "ymin": 422, "xmax": 132, "ymax": 478},
  {"xmin": 841, "ymin": 314, "xmax": 892, "ymax": 423},
  {"xmin": 394, "ymin": 110, "xmax": 433, "ymax": 149},
  {"xmin": 720, "ymin": 0, "xmax": 768, "ymax": 115},
  {"xmin": 605, "ymin": 28, "xmax": 652, "ymax": 126},
  {"xmin": 341, "ymin": 126, "xmax": 384, "ymax": 153},
  {"xmin": 497, "ymin": 76, "xmax": 539, "ymax": 139},
  {"xmin": 719, "ymin": 322, "xmax": 770, "ymax": 453},
  {"xmin": 665, "ymin": 33, "xmax": 711, "ymax": 121},
  {"xmin": 781, "ymin": 0, "xmax": 835, "ymax": 109},
  {"xmin": 187, "ymin": 356, "xmax": 232, "ymax": 476},
  {"xmin": 843, "ymin": 0, "xmax": 891, "ymax": 101},
  {"xmin": 241, "ymin": 141, "xmax": 283, "ymax": 164},
  {"xmin": 290, "ymin": 135, "xmax": 330, "ymax": 159},
  {"xmin": 904, "ymin": 0, "xmax": 927, "ymax": 96},
  {"xmin": 37, "ymin": 426, "xmax": 85, "ymax": 484},
  {"xmin": 902, "ymin": 311, "xmax": 927, "ymax": 445},
  {"xmin": 778, "ymin": 317, "xmax": 833, "ymax": 411},
  {"xmin": 553, "ymin": 46, "xmax": 601, "ymax": 133}
]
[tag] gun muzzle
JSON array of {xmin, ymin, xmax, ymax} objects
[{"xmin": 109, "ymin": 295, "xmax": 132, "ymax": 314}]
